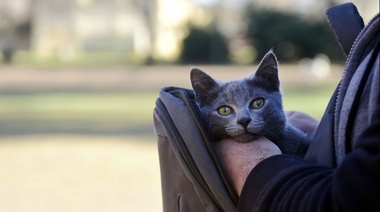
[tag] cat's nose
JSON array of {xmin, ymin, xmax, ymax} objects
[{"xmin": 238, "ymin": 117, "xmax": 251, "ymax": 128}]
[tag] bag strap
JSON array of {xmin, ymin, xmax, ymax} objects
[{"xmin": 326, "ymin": 2, "xmax": 364, "ymax": 56}]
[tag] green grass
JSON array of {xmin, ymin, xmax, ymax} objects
[
  {"xmin": 282, "ymin": 82, "xmax": 336, "ymax": 119},
  {"xmin": 0, "ymin": 92, "xmax": 158, "ymax": 125}
]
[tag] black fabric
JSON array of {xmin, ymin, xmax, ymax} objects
[
  {"xmin": 304, "ymin": 86, "xmax": 338, "ymax": 167},
  {"xmin": 326, "ymin": 2, "xmax": 364, "ymax": 56}
]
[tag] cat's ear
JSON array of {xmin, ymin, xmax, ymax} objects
[
  {"xmin": 190, "ymin": 67, "xmax": 219, "ymax": 103},
  {"xmin": 252, "ymin": 50, "xmax": 280, "ymax": 91}
]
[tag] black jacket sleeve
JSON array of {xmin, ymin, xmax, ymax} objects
[{"xmin": 238, "ymin": 117, "xmax": 380, "ymax": 212}]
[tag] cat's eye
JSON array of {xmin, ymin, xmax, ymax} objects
[
  {"xmin": 250, "ymin": 98, "xmax": 265, "ymax": 109},
  {"xmin": 217, "ymin": 106, "xmax": 233, "ymax": 116}
]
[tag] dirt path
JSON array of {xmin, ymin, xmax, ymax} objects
[{"xmin": 0, "ymin": 136, "xmax": 162, "ymax": 212}]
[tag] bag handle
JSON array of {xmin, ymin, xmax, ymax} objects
[{"xmin": 326, "ymin": 2, "xmax": 364, "ymax": 56}]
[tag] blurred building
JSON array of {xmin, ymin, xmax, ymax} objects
[
  {"xmin": 18, "ymin": 0, "xmax": 207, "ymax": 63},
  {"xmin": 0, "ymin": 0, "xmax": 378, "ymax": 64},
  {"xmin": 1, "ymin": 0, "xmax": 207, "ymax": 63}
]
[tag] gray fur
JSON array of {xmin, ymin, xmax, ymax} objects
[{"xmin": 190, "ymin": 51, "xmax": 310, "ymax": 156}]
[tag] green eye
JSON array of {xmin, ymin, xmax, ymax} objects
[
  {"xmin": 218, "ymin": 106, "xmax": 233, "ymax": 116},
  {"xmin": 250, "ymin": 98, "xmax": 265, "ymax": 109}
]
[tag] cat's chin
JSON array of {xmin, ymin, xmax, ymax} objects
[{"xmin": 233, "ymin": 133, "xmax": 259, "ymax": 143}]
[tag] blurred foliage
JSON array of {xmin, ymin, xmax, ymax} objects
[
  {"xmin": 179, "ymin": 26, "xmax": 230, "ymax": 64},
  {"xmin": 179, "ymin": 8, "xmax": 345, "ymax": 65},
  {"xmin": 245, "ymin": 8, "xmax": 345, "ymax": 63}
]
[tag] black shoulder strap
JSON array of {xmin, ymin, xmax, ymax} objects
[{"xmin": 326, "ymin": 2, "xmax": 364, "ymax": 56}]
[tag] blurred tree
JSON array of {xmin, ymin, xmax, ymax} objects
[
  {"xmin": 0, "ymin": 4, "xmax": 31, "ymax": 64},
  {"xmin": 0, "ymin": 12, "xmax": 15, "ymax": 64},
  {"xmin": 244, "ymin": 8, "xmax": 345, "ymax": 63},
  {"xmin": 179, "ymin": 26, "xmax": 229, "ymax": 64}
]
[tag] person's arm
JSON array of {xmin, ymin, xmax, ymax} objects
[
  {"xmin": 213, "ymin": 111, "xmax": 319, "ymax": 196},
  {"xmin": 214, "ymin": 113, "xmax": 380, "ymax": 212},
  {"xmin": 240, "ymin": 118, "xmax": 379, "ymax": 212},
  {"xmin": 212, "ymin": 137, "xmax": 281, "ymax": 196}
]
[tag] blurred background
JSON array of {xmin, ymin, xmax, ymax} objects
[{"xmin": 0, "ymin": 0, "xmax": 378, "ymax": 211}]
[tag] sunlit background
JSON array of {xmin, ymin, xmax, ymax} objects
[{"xmin": 0, "ymin": 0, "xmax": 378, "ymax": 211}]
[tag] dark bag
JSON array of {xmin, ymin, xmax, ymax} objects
[{"xmin": 153, "ymin": 87, "xmax": 238, "ymax": 211}]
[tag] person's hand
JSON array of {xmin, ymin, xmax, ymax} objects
[
  {"xmin": 212, "ymin": 137, "xmax": 281, "ymax": 196},
  {"xmin": 286, "ymin": 111, "xmax": 319, "ymax": 135},
  {"xmin": 213, "ymin": 111, "xmax": 316, "ymax": 196}
]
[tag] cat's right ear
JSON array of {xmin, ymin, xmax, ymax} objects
[
  {"xmin": 252, "ymin": 50, "xmax": 280, "ymax": 91},
  {"xmin": 190, "ymin": 68, "xmax": 219, "ymax": 100}
]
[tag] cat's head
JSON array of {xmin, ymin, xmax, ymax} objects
[{"xmin": 190, "ymin": 51, "xmax": 286, "ymax": 142}]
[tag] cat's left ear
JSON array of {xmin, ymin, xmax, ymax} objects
[
  {"xmin": 190, "ymin": 67, "xmax": 220, "ymax": 104},
  {"xmin": 251, "ymin": 50, "xmax": 280, "ymax": 91}
]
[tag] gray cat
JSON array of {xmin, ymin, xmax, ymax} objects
[{"xmin": 190, "ymin": 51, "xmax": 311, "ymax": 156}]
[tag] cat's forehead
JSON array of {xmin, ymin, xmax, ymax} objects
[
  {"xmin": 223, "ymin": 80, "xmax": 248, "ymax": 92},
  {"xmin": 222, "ymin": 79, "xmax": 262, "ymax": 93},
  {"xmin": 218, "ymin": 80, "xmax": 266, "ymax": 101}
]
